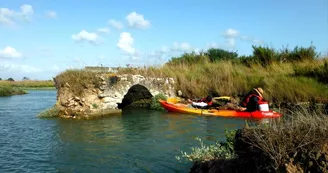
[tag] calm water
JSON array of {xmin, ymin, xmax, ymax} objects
[{"xmin": 0, "ymin": 90, "xmax": 246, "ymax": 173}]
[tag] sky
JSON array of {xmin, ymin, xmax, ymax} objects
[{"xmin": 0, "ymin": 0, "xmax": 327, "ymax": 80}]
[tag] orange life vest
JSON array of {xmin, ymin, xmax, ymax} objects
[{"xmin": 241, "ymin": 94, "xmax": 263, "ymax": 107}]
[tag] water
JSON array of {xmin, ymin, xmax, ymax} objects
[{"xmin": 0, "ymin": 90, "xmax": 246, "ymax": 173}]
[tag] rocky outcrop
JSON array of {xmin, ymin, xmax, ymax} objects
[{"xmin": 54, "ymin": 73, "xmax": 176, "ymax": 119}]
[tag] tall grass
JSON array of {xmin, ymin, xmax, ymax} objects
[
  {"xmin": 237, "ymin": 108, "xmax": 328, "ymax": 172},
  {"xmin": 0, "ymin": 80, "xmax": 54, "ymax": 88},
  {"xmin": 0, "ymin": 86, "xmax": 28, "ymax": 96},
  {"xmin": 113, "ymin": 45, "xmax": 327, "ymax": 105},
  {"xmin": 54, "ymin": 69, "xmax": 102, "ymax": 96},
  {"xmin": 177, "ymin": 108, "xmax": 328, "ymax": 172}
]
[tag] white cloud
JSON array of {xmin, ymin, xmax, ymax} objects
[
  {"xmin": 222, "ymin": 28, "xmax": 239, "ymax": 38},
  {"xmin": 0, "ymin": 4, "xmax": 34, "ymax": 26},
  {"xmin": 172, "ymin": 42, "xmax": 193, "ymax": 52},
  {"xmin": 45, "ymin": 11, "xmax": 57, "ymax": 19},
  {"xmin": 0, "ymin": 61, "xmax": 41, "ymax": 73},
  {"xmin": 117, "ymin": 32, "xmax": 135, "ymax": 54},
  {"xmin": 97, "ymin": 27, "xmax": 110, "ymax": 34},
  {"xmin": 0, "ymin": 46, "xmax": 22, "ymax": 58},
  {"xmin": 21, "ymin": 4, "xmax": 33, "ymax": 16},
  {"xmin": 72, "ymin": 30, "xmax": 100, "ymax": 44},
  {"xmin": 126, "ymin": 12, "xmax": 151, "ymax": 29},
  {"xmin": 108, "ymin": 19, "xmax": 123, "ymax": 29}
]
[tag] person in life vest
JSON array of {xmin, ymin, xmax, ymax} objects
[{"xmin": 239, "ymin": 87, "xmax": 264, "ymax": 112}]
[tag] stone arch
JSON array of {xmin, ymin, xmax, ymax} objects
[{"xmin": 117, "ymin": 84, "xmax": 153, "ymax": 109}]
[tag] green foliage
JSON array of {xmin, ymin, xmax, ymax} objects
[
  {"xmin": 22, "ymin": 77, "xmax": 29, "ymax": 80},
  {"xmin": 150, "ymin": 93, "xmax": 167, "ymax": 110},
  {"xmin": 294, "ymin": 60, "xmax": 328, "ymax": 84},
  {"xmin": 167, "ymin": 52, "xmax": 209, "ymax": 66},
  {"xmin": 0, "ymin": 80, "xmax": 54, "ymax": 88},
  {"xmin": 176, "ymin": 129, "xmax": 237, "ymax": 162},
  {"xmin": 7, "ymin": 77, "xmax": 15, "ymax": 81},
  {"xmin": 205, "ymin": 48, "xmax": 238, "ymax": 62},
  {"xmin": 37, "ymin": 106, "xmax": 60, "ymax": 118},
  {"xmin": 279, "ymin": 45, "xmax": 318, "ymax": 62},
  {"xmin": 252, "ymin": 45, "xmax": 277, "ymax": 67},
  {"xmin": 0, "ymin": 86, "xmax": 27, "ymax": 96}
]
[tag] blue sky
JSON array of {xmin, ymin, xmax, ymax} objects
[{"xmin": 0, "ymin": 0, "xmax": 327, "ymax": 80}]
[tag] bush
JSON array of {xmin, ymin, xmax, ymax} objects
[
  {"xmin": 205, "ymin": 48, "xmax": 238, "ymax": 62},
  {"xmin": 252, "ymin": 45, "xmax": 277, "ymax": 67},
  {"xmin": 294, "ymin": 60, "xmax": 328, "ymax": 84},
  {"xmin": 149, "ymin": 93, "xmax": 167, "ymax": 110},
  {"xmin": 0, "ymin": 86, "xmax": 27, "ymax": 96},
  {"xmin": 176, "ymin": 129, "xmax": 237, "ymax": 162},
  {"xmin": 166, "ymin": 52, "xmax": 209, "ymax": 66}
]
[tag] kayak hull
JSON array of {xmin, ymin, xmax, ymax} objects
[{"xmin": 159, "ymin": 99, "xmax": 282, "ymax": 119}]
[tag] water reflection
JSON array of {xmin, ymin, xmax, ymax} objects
[{"xmin": 0, "ymin": 90, "xmax": 253, "ymax": 173}]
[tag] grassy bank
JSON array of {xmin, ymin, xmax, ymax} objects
[
  {"xmin": 116, "ymin": 45, "xmax": 328, "ymax": 105},
  {"xmin": 0, "ymin": 80, "xmax": 55, "ymax": 88},
  {"xmin": 178, "ymin": 108, "xmax": 328, "ymax": 172},
  {"xmin": 54, "ymin": 44, "xmax": 328, "ymax": 105},
  {"xmin": 0, "ymin": 86, "xmax": 28, "ymax": 96}
]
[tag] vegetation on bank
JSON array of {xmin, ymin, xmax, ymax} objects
[
  {"xmin": 178, "ymin": 108, "xmax": 328, "ymax": 172},
  {"xmin": 54, "ymin": 44, "xmax": 328, "ymax": 106},
  {"xmin": 37, "ymin": 106, "xmax": 60, "ymax": 118},
  {"xmin": 0, "ymin": 80, "xmax": 55, "ymax": 88},
  {"xmin": 0, "ymin": 85, "xmax": 28, "ymax": 96},
  {"xmin": 54, "ymin": 69, "xmax": 102, "ymax": 96},
  {"xmin": 116, "ymin": 44, "xmax": 328, "ymax": 105}
]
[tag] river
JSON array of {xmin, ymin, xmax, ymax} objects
[{"xmin": 0, "ymin": 90, "xmax": 246, "ymax": 173}]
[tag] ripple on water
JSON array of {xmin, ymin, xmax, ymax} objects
[{"xmin": 0, "ymin": 91, "xmax": 246, "ymax": 173}]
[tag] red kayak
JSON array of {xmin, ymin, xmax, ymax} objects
[{"xmin": 159, "ymin": 99, "xmax": 282, "ymax": 119}]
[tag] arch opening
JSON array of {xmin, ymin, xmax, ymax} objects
[{"xmin": 117, "ymin": 84, "xmax": 153, "ymax": 109}]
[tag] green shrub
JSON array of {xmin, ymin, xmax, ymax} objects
[
  {"xmin": 0, "ymin": 86, "xmax": 27, "ymax": 96},
  {"xmin": 167, "ymin": 52, "xmax": 209, "ymax": 66},
  {"xmin": 150, "ymin": 93, "xmax": 167, "ymax": 110},
  {"xmin": 252, "ymin": 45, "xmax": 277, "ymax": 67},
  {"xmin": 294, "ymin": 60, "xmax": 328, "ymax": 84},
  {"xmin": 176, "ymin": 129, "xmax": 237, "ymax": 162},
  {"xmin": 205, "ymin": 48, "xmax": 238, "ymax": 62}
]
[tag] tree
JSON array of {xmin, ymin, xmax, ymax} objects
[
  {"xmin": 0, "ymin": 78, "xmax": 2, "ymax": 80},
  {"xmin": 22, "ymin": 77, "xmax": 30, "ymax": 80},
  {"xmin": 7, "ymin": 78, "xmax": 15, "ymax": 81}
]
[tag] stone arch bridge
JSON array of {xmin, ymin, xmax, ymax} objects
[{"xmin": 97, "ymin": 74, "xmax": 176, "ymax": 109}]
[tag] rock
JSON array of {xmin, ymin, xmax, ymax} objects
[
  {"xmin": 74, "ymin": 96, "xmax": 80, "ymax": 101},
  {"xmin": 81, "ymin": 98, "xmax": 85, "ymax": 102}
]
